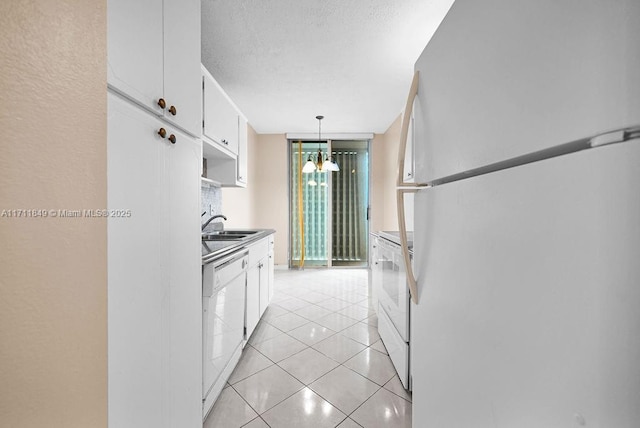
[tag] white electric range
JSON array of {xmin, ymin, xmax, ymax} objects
[{"xmin": 371, "ymin": 231, "xmax": 413, "ymax": 390}]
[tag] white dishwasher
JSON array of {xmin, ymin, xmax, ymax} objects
[{"xmin": 202, "ymin": 250, "xmax": 248, "ymax": 419}]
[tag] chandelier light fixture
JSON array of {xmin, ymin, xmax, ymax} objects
[{"xmin": 302, "ymin": 115, "xmax": 340, "ymax": 173}]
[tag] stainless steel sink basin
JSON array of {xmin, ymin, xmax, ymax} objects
[
  {"xmin": 201, "ymin": 229, "xmax": 262, "ymax": 241},
  {"xmin": 202, "ymin": 233, "xmax": 248, "ymax": 241}
]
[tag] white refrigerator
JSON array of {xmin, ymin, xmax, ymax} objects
[{"xmin": 395, "ymin": 0, "xmax": 640, "ymax": 426}]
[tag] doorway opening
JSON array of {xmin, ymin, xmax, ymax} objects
[{"xmin": 289, "ymin": 139, "xmax": 369, "ymax": 268}]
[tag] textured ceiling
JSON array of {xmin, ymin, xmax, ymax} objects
[{"xmin": 201, "ymin": 0, "xmax": 455, "ymax": 134}]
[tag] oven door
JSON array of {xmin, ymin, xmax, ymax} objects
[{"xmin": 377, "ymin": 238, "xmax": 410, "ymax": 341}]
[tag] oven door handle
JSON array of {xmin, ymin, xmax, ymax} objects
[{"xmin": 397, "ymin": 188, "xmax": 418, "ymax": 304}]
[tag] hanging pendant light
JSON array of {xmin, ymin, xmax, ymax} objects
[{"xmin": 302, "ymin": 115, "xmax": 339, "ymax": 173}]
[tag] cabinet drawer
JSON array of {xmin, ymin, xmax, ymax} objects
[{"xmin": 248, "ymin": 239, "xmax": 269, "ymax": 267}]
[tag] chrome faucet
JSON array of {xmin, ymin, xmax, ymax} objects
[{"xmin": 202, "ymin": 214, "xmax": 227, "ymax": 231}]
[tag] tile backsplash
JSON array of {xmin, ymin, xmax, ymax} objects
[{"xmin": 201, "ymin": 184, "xmax": 222, "ymax": 218}]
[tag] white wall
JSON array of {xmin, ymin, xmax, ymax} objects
[{"xmin": 0, "ymin": 1, "xmax": 107, "ymax": 426}]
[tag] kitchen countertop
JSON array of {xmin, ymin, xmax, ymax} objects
[{"xmin": 202, "ymin": 229, "xmax": 275, "ymax": 265}]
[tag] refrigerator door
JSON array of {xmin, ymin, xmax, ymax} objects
[
  {"xmin": 412, "ymin": 140, "xmax": 640, "ymax": 427},
  {"xmin": 413, "ymin": 0, "xmax": 640, "ymax": 184}
]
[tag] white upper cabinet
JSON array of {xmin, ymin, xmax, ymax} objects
[
  {"xmin": 108, "ymin": 0, "xmax": 201, "ymax": 137},
  {"xmin": 163, "ymin": 0, "xmax": 201, "ymax": 137},
  {"xmin": 201, "ymin": 65, "xmax": 249, "ymax": 188},
  {"xmin": 237, "ymin": 116, "xmax": 248, "ymax": 185},
  {"xmin": 107, "ymin": 0, "xmax": 163, "ymax": 115},
  {"xmin": 202, "ymin": 66, "xmax": 239, "ymax": 155}
]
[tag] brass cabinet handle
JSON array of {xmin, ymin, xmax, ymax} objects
[
  {"xmin": 157, "ymin": 98, "xmax": 166, "ymax": 109},
  {"xmin": 158, "ymin": 128, "xmax": 167, "ymax": 138},
  {"xmin": 168, "ymin": 134, "xmax": 176, "ymax": 144},
  {"xmin": 168, "ymin": 105, "xmax": 177, "ymax": 116}
]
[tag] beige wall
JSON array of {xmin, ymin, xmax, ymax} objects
[
  {"xmin": 222, "ymin": 124, "xmax": 258, "ymax": 228},
  {"xmin": 252, "ymin": 134, "xmax": 289, "ymax": 265},
  {"xmin": 223, "ymin": 133, "xmax": 289, "ymax": 265},
  {"xmin": 0, "ymin": 2, "xmax": 107, "ymax": 427},
  {"xmin": 224, "ymin": 119, "xmax": 403, "ymax": 265},
  {"xmin": 376, "ymin": 114, "xmax": 404, "ymax": 232},
  {"xmin": 369, "ymin": 133, "xmax": 386, "ymax": 234}
]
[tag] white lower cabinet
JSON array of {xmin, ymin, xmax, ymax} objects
[
  {"xmin": 245, "ymin": 236, "xmax": 273, "ymax": 340},
  {"xmin": 267, "ymin": 236, "xmax": 275, "ymax": 303},
  {"xmin": 369, "ymin": 234, "xmax": 381, "ymax": 315},
  {"xmin": 258, "ymin": 254, "xmax": 269, "ymax": 317},
  {"xmin": 107, "ymin": 92, "xmax": 201, "ymax": 428},
  {"xmin": 246, "ymin": 262, "xmax": 261, "ymax": 340}
]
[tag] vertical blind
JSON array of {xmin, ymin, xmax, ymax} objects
[
  {"xmin": 290, "ymin": 141, "xmax": 368, "ymax": 267},
  {"xmin": 290, "ymin": 143, "xmax": 327, "ymax": 264},
  {"xmin": 331, "ymin": 149, "xmax": 368, "ymax": 263}
]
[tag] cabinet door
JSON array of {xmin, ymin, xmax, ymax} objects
[
  {"xmin": 107, "ymin": 93, "xmax": 164, "ymax": 427},
  {"xmin": 203, "ymin": 71, "xmax": 239, "ymax": 154},
  {"xmin": 163, "ymin": 0, "xmax": 201, "ymax": 137},
  {"xmin": 369, "ymin": 236, "xmax": 381, "ymax": 314},
  {"xmin": 237, "ymin": 116, "xmax": 248, "ymax": 184},
  {"xmin": 164, "ymin": 129, "xmax": 202, "ymax": 427},
  {"xmin": 107, "ymin": 0, "xmax": 163, "ymax": 115},
  {"xmin": 267, "ymin": 238, "xmax": 275, "ymax": 302},
  {"xmin": 258, "ymin": 257, "xmax": 269, "ymax": 317},
  {"xmin": 246, "ymin": 264, "xmax": 260, "ymax": 339}
]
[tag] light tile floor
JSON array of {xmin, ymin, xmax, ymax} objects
[{"xmin": 204, "ymin": 268, "xmax": 412, "ymax": 428}]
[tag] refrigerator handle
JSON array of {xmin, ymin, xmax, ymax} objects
[
  {"xmin": 397, "ymin": 188, "xmax": 419, "ymax": 304},
  {"xmin": 396, "ymin": 70, "xmax": 424, "ymax": 188},
  {"xmin": 396, "ymin": 70, "xmax": 422, "ymax": 304}
]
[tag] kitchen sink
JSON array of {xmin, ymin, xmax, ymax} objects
[
  {"xmin": 201, "ymin": 229, "xmax": 262, "ymax": 241},
  {"xmin": 202, "ymin": 233, "xmax": 248, "ymax": 241}
]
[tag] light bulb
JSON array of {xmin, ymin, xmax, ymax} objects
[{"xmin": 302, "ymin": 155, "xmax": 316, "ymax": 173}]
